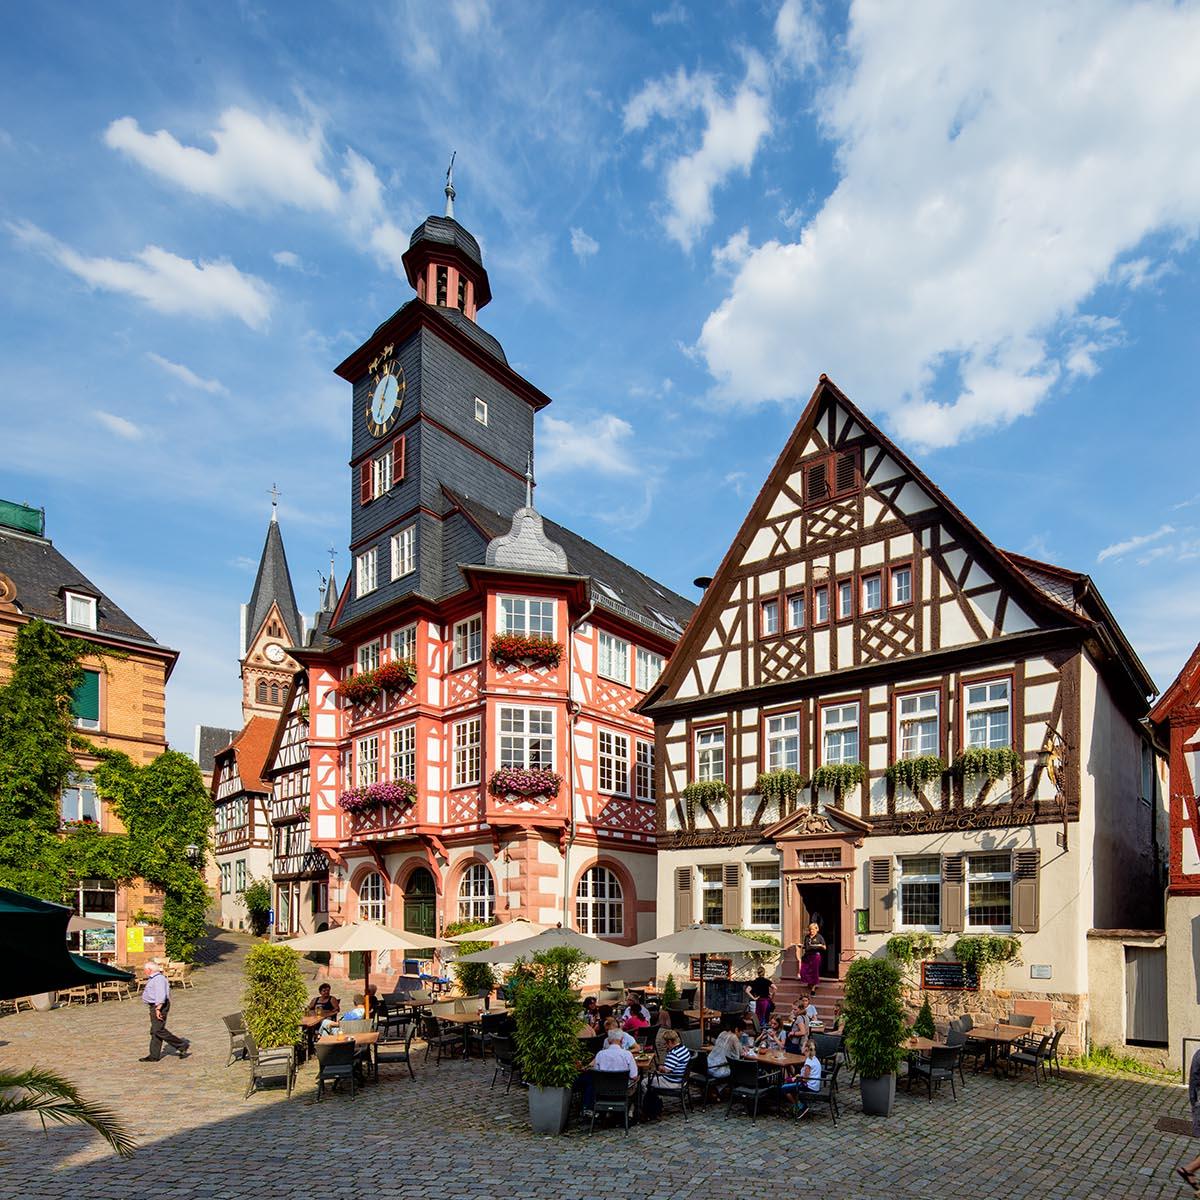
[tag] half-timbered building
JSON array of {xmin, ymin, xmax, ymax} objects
[
  {"xmin": 295, "ymin": 182, "xmax": 692, "ymax": 985},
  {"xmin": 642, "ymin": 375, "xmax": 1159, "ymax": 1046}
]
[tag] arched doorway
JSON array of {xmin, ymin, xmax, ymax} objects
[{"xmin": 404, "ymin": 867, "xmax": 437, "ymax": 961}]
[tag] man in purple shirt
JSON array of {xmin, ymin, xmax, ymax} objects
[{"xmin": 139, "ymin": 961, "xmax": 190, "ymax": 1063}]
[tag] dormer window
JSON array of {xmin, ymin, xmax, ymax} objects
[{"xmin": 65, "ymin": 592, "xmax": 97, "ymax": 630}]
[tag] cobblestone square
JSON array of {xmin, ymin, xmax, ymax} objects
[{"xmin": 0, "ymin": 933, "xmax": 1193, "ymax": 1200}]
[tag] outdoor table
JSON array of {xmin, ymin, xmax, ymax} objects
[
  {"xmin": 684, "ymin": 1008, "xmax": 721, "ymax": 1020},
  {"xmin": 300, "ymin": 1012, "xmax": 328, "ymax": 1058},
  {"xmin": 318, "ymin": 1031, "xmax": 380, "ymax": 1081},
  {"xmin": 965, "ymin": 1023, "xmax": 1031, "ymax": 1076},
  {"xmin": 905, "ymin": 1036, "xmax": 947, "ymax": 1053}
]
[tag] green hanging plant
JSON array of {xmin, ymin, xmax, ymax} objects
[
  {"xmin": 754, "ymin": 769, "xmax": 807, "ymax": 813},
  {"xmin": 885, "ymin": 755, "xmax": 946, "ymax": 793},
  {"xmin": 810, "ymin": 762, "xmax": 865, "ymax": 798},
  {"xmin": 682, "ymin": 780, "xmax": 729, "ymax": 824},
  {"xmin": 885, "ymin": 931, "xmax": 940, "ymax": 969},
  {"xmin": 952, "ymin": 747, "xmax": 1023, "ymax": 783},
  {"xmin": 912, "ymin": 994, "xmax": 936, "ymax": 1040},
  {"xmin": 951, "ymin": 935, "xmax": 1022, "ymax": 986}
]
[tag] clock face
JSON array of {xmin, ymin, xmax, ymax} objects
[
  {"xmin": 365, "ymin": 352, "xmax": 405, "ymax": 438},
  {"xmin": 264, "ymin": 643, "xmax": 286, "ymax": 664}
]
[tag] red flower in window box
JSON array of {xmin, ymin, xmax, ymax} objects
[
  {"xmin": 487, "ymin": 767, "xmax": 562, "ymax": 799},
  {"xmin": 338, "ymin": 779, "xmax": 418, "ymax": 813},
  {"xmin": 488, "ymin": 634, "xmax": 562, "ymax": 669},
  {"xmin": 335, "ymin": 659, "xmax": 417, "ymax": 705}
]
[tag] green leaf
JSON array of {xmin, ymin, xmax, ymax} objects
[{"xmin": 243, "ymin": 943, "xmax": 308, "ymax": 1049}]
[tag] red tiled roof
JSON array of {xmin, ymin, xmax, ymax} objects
[{"xmin": 228, "ymin": 715, "xmax": 277, "ymax": 793}]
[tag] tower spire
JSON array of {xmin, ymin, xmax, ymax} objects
[
  {"xmin": 444, "ymin": 151, "xmax": 457, "ymax": 219},
  {"xmin": 525, "ymin": 451, "xmax": 534, "ymax": 509},
  {"xmin": 268, "ymin": 482, "xmax": 281, "ymax": 523}
]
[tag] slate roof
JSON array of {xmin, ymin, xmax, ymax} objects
[
  {"xmin": 246, "ymin": 520, "xmax": 302, "ymax": 649},
  {"xmin": 408, "ymin": 216, "xmax": 484, "ymax": 270},
  {"xmin": 194, "ymin": 724, "xmax": 239, "ymax": 770},
  {"xmin": 0, "ymin": 525, "xmax": 171, "ymax": 651},
  {"xmin": 446, "ymin": 489, "xmax": 695, "ymax": 642},
  {"xmin": 366, "ymin": 299, "xmax": 507, "ymax": 365},
  {"xmin": 1002, "ymin": 551, "xmax": 1084, "ymax": 615}
]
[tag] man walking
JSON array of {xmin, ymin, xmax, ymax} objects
[{"xmin": 139, "ymin": 961, "xmax": 190, "ymax": 1063}]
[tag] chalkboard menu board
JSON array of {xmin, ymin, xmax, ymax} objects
[
  {"xmin": 689, "ymin": 956, "xmax": 732, "ymax": 981},
  {"xmin": 921, "ymin": 960, "xmax": 979, "ymax": 991}
]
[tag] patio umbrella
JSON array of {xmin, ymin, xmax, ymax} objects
[
  {"xmin": 0, "ymin": 887, "xmax": 132, "ymax": 1000},
  {"xmin": 444, "ymin": 917, "xmax": 551, "ymax": 944},
  {"xmin": 67, "ymin": 914, "xmax": 114, "ymax": 933},
  {"xmin": 627, "ymin": 924, "xmax": 776, "ymax": 1042},
  {"xmin": 455, "ymin": 924, "xmax": 647, "ymax": 964},
  {"xmin": 280, "ymin": 922, "xmax": 454, "ymax": 1017}
]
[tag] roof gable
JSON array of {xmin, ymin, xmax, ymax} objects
[{"xmin": 1151, "ymin": 639, "xmax": 1200, "ymax": 725}]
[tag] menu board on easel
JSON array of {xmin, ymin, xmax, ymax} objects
[
  {"xmin": 921, "ymin": 960, "xmax": 979, "ymax": 991},
  {"xmin": 689, "ymin": 956, "xmax": 732, "ymax": 981}
]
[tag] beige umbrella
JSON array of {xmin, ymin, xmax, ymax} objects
[
  {"xmin": 67, "ymin": 914, "xmax": 114, "ymax": 933},
  {"xmin": 281, "ymin": 923, "xmax": 455, "ymax": 1017},
  {"xmin": 444, "ymin": 917, "xmax": 551, "ymax": 944},
  {"xmin": 455, "ymin": 924, "xmax": 646, "ymax": 964},
  {"xmin": 627, "ymin": 924, "xmax": 776, "ymax": 1042}
]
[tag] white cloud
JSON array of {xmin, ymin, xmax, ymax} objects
[
  {"xmin": 624, "ymin": 56, "xmax": 771, "ymax": 249},
  {"xmin": 774, "ymin": 0, "xmax": 822, "ymax": 72},
  {"xmin": 652, "ymin": 2, "xmax": 688, "ymax": 27},
  {"xmin": 449, "ymin": 0, "xmax": 491, "ymax": 34},
  {"xmin": 539, "ymin": 412, "xmax": 639, "ymax": 478},
  {"xmin": 8, "ymin": 220, "xmax": 272, "ymax": 329},
  {"xmin": 697, "ymin": 3, "xmax": 1200, "ymax": 447},
  {"xmin": 146, "ymin": 351, "xmax": 229, "ymax": 395},
  {"xmin": 1097, "ymin": 524, "xmax": 1175, "ymax": 563},
  {"xmin": 272, "ymin": 249, "xmax": 316, "ymax": 275},
  {"xmin": 712, "ymin": 226, "xmax": 752, "ymax": 274},
  {"xmin": 94, "ymin": 411, "xmax": 144, "ymax": 440},
  {"xmin": 570, "ymin": 227, "xmax": 599, "ymax": 261}
]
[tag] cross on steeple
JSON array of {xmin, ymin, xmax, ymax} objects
[
  {"xmin": 445, "ymin": 151, "xmax": 457, "ymax": 218},
  {"xmin": 268, "ymin": 483, "xmax": 281, "ymax": 522}
]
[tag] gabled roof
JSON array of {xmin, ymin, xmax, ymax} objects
[
  {"xmin": 445, "ymin": 488, "xmax": 694, "ymax": 642},
  {"xmin": 214, "ymin": 715, "xmax": 276, "ymax": 795},
  {"xmin": 194, "ymin": 724, "xmax": 239, "ymax": 770},
  {"xmin": 246, "ymin": 520, "xmax": 302, "ymax": 649},
  {"xmin": 1150, "ymin": 639, "xmax": 1200, "ymax": 725}
]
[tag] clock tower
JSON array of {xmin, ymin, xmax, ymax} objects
[{"xmin": 239, "ymin": 490, "xmax": 303, "ymax": 722}]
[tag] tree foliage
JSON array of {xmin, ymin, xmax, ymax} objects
[
  {"xmin": 912, "ymin": 994, "xmax": 936, "ymax": 1039},
  {"xmin": 512, "ymin": 947, "xmax": 591, "ymax": 1089},
  {"xmin": 842, "ymin": 957, "xmax": 907, "ymax": 1079},
  {"xmin": 444, "ymin": 917, "xmax": 497, "ymax": 996},
  {"xmin": 0, "ymin": 1066, "xmax": 136, "ymax": 1158},
  {"xmin": 243, "ymin": 942, "xmax": 307, "ymax": 1049}
]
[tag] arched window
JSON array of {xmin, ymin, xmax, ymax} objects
[
  {"xmin": 357, "ymin": 871, "xmax": 387, "ymax": 923},
  {"xmin": 576, "ymin": 866, "xmax": 623, "ymax": 936},
  {"xmin": 256, "ymin": 680, "xmax": 268, "ymax": 703},
  {"xmin": 270, "ymin": 683, "xmax": 280, "ymax": 704},
  {"xmin": 457, "ymin": 864, "xmax": 495, "ymax": 923}
]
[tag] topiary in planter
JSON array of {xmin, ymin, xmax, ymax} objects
[
  {"xmin": 661, "ymin": 973, "xmax": 679, "ymax": 1005},
  {"xmin": 243, "ymin": 942, "xmax": 307, "ymax": 1049},
  {"xmin": 842, "ymin": 957, "xmax": 907, "ymax": 1115}
]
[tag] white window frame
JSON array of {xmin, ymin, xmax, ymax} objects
[
  {"xmin": 390, "ymin": 724, "xmax": 416, "ymax": 782},
  {"xmin": 355, "ymin": 547, "xmax": 377, "ymax": 596},
  {"xmin": 635, "ymin": 739, "xmax": 655, "ymax": 801},
  {"xmin": 966, "ymin": 853, "xmax": 1013, "ymax": 931},
  {"xmin": 358, "ymin": 871, "xmax": 387, "ymax": 923},
  {"xmin": 635, "ymin": 647, "xmax": 663, "ymax": 692},
  {"xmin": 837, "ymin": 580, "xmax": 853, "ymax": 620},
  {"xmin": 220, "ymin": 863, "xmax": 231, "ymax": 895},
  {"xmin": 474, "ymin": 396, "xmax": 488, "ymax": 425},
  {"xmin": 861, "ymin": 573, "xmax": 883, "ymax": 613},
  {"xmin": 813, "ymin": 586, "xmax": 829, "ymax": 624},
  {"xmin": 695, "ymin": 726, "xmax": 726, "ymax": 783},
  {"xmin": 821, "ymin": 702, "xmax": 860, "ymax": 766},
  {"xmin": 498, "ymin": 595, "xmax": 555, "ymax": 639},
  {"xmin": 576, "ymin": 866, "xmax": 623, "ymax": 936},
  {"xmin": 391, "ymin": 525, "xmax": 416, "ymax": 580},
  {"xmin": 391, "ymin": 623, "xmax": 416, "ymax": 663},
  {"xmin": 897, "ymin": 690, "xmax": 940, "ymax": 760},
  {"xmin": 891, "ymin": 565, "xmax": 913, "ymax": 605},
  {"xmin": 356, "ymin": 735, "xmax": 379, "ymax": 787},
  {"xmin": 765, "ymin": 711, "xmax": 801, "ymax": 773},
  {"xmin": 453, "ymin": 615, "xmax": 483, "ymax": 668},
  {"xmin": 498, "ymin": 705, "xmax": 555, "ymax": 771},
  {"xmin": 747, "ymin": 863, "xmax": 781, "ymax": 929},
  {"xmin": 699, "ymin": 864, "xmax": 724, "ymax": 925},
  {"xmin": 964, "ymin": 679, "xmax": 1012, "ymax": 750},
  {"xmin": 458, "ymin": 863, "xmax": 495, "ymax": 922},
  {"xmin": 65, "ymin": 591, "xmax": 97, "ymax": 629},
  {"xmin": 597, "ymin": 631, "xmax": 629, "ymax": 684},
  {"xmin": 598, "ymin": 729, "xmax": 629, "ymax": 795},
  {"xmin": 60, "ymin": 774, "xmax": 100, "ymax": 824},
  {"xmin": 372, "ymin": 447, "xmax": 393, "ymax": 496},
  {"xmin": 72, "ymin": 668, "xmax": 101, "ymax": 731},
  {"xmin": 235, "ymin": 860, "xmax": 247, "ymax": 893},
  {"xmin": 357, "ymin": 640, "xmax": 381, "ymax": 673},
  {"xmin": 761, "ymin": 598, "xmax": 779, "ymax": 636},
  {"xmin": 453, "ymin": 718, "xmax": 482, "ymax": 787},
  {"xmin": 787, "ymin": 592, "xmax": 805, "ymax": 631},
  {"xmin": 898, "ymin": 855, "xmax": 942, "ymax": 930}
]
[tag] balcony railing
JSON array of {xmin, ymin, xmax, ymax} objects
[
  {"xmin": 273, "ymin": 849, "xmax": 328, "ymax": 880},
  {"xmin": 345, "ymin": 799, "xmax": 418, "ymax": 839}
]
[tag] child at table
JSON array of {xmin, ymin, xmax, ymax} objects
[
  {"xmin": 780, "ymin": 1037, "xmax": 822, "ymax": 1119},
  {"xmin": 758, "ymin": 1013, "xmax": 786, "ymax": 1052}
]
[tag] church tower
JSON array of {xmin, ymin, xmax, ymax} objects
[{"xmin": 239, "ymin": 490, "xmax": 303, "ymax": 722}]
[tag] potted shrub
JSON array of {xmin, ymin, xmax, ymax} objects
[
  {"xmin": 239, "ymin": 877, "xmax": 272, "ymax": 937},
  {"xmin": 243, "ymin": 942, "xmax": 307, "ymax": 1049},
  {"xmin": 842, "ymin": 957, "xmax": 907, "ymax": 1116},
  {"xmin": 661, "ymin": 973, "xmax": 679, "ymax": 1005},
  {"xmin": 912, "ymin": 994, "xmax": 936, "ymax": 1039},
  {"xmin": 513, "ymin": 946, "xmax": 592, "ymax": 1134}
]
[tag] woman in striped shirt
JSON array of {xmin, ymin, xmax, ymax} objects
[{"xmin": 651, "ymin": 1029, "xmax": 692, "ymax": 1090}]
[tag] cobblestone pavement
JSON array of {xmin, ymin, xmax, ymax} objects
[{"xmin": 0, "ymin": 931, "xmax": 1195, "ymax": 1200}]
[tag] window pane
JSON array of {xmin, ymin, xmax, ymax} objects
[
  {"xmin": 787, "ymin": 594, "xmax": 805, "ymax": 629},
  {"xmin": 901, "ymin": 881, "xmax": 941, "ymax": 926},
  {"xmin": 761, "ymin": 600, "xmax": 779, "ymax": 635},
  {"xmin": 635, "ymin": 648, "xmax": 663, "ymax": 691},
  {"xmin": 814, "ymin": 588, "xmax": 829, "ymax": 622},
  {"xmin": 862, "ymin": 575, "xmax": 882, "ymax": 611},
  {"xmin": 838, "ymin": 581, "xmax": 853, "ymax": 618},
  {"xmin": 967, "ymin": 881, "xmax": 1011, "ymax": 927},
  {"xmin": 892, "ymin": 567, "xmax": 912, "ymax": 604},
  {"xmin": 71, "ymin": 669, "xmax": 100, "ymax": 728}
]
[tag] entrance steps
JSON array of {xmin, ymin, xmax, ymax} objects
[{"xmin": 773, "ymin": 975, "xmax": 845, "ymax": 1026}]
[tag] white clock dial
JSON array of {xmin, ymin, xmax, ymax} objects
[
  {"xmin": 264, "ymin": 643, "xmax": 286, "ymax": 664},
  {"xmin": 371, "ymin": 373, "xmax": 400, "ymax": 425}
]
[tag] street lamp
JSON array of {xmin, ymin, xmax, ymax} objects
[{"xmin": 184, "ymin": 843, "xmax": 201, "ymax": 867}]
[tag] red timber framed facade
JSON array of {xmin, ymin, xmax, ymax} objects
[{"xmin": 642, "ymin": 375, "xmax": 1161, "ymax": 1049}]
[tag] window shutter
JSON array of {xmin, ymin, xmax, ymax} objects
[
  {"xmin": 393, "ymin": 435, "xmax": 406, "ymax": 483},
  {"xmin": 834, "ymin": 451, "xmax": 857, "ymax": 494},
  {"xmin": 941, "ymin": 853, "xmax": 965, "ymax": 933},
  {"xmin": 674, "ymin": 866, "xmax": 693, "ymax": 931},
  {"xmin": 71, "ymin": 669, "xmax": 100, "ymax": 723},
  {"xmin": 722, "ymin": 863, "xmax": 742, "ymax": 929},
  {"xmin": 1012, "ymin": 849, "xmax": 1041, "ymax": 933},
  {"xmin": 806, "ymin": 461, "xmax": 829, "ymax": 503},
  {"xmin": 867, "ymin": 856, "xmax": 893, "ymax": 932},
  {"xmin": 359, "ymin": 462, "xmax": 372, "ymax": 505}
]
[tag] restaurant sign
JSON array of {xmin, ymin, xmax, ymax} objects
[
  {"xmin": 921, "ymin": 960, "xmax": 979, "ymax": 991},
  {"xmin": 658, "ymin": 828, "xmax": 760, "ymax": 850},
  {"xmin": 690, "ymin": 956, "xmax": 732, "ymax": 981},
  {"xmin": 892, "ymin": 806, "xmax": 1041, "ymax": 835}
]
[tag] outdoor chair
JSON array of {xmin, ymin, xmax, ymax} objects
[
  {"xmin": 222, "ymin": 1012, "xmax": 248, "ymax": 1067},
  {"xmin": 666, "ymin": 999, "xmax": 687, "ymax": 1012},
  {"xmin": 1045, "ymin": 1026, "xmax": 1066, "ymax": 1078},
  {"xmin": 634, "ymin": 1027, "xmax": 655, "ymax": 1049},
  {"xmin": 340, "ymin": 1017, "xmax": 376, "ymax": 1035},
  {"xmin": 812, "ymin": 1032, "xmax": 842, "ymax": 1068},
  {"xmin": 679, "ymin": 1029, "xmax": 702, "ymax": 1053},
  {"xmin": 584, "ymin": 1034, "xmax": 606, "ymax": 1056},
  {"xmin": 490, "ymin": 1035, "xmax": 523, "ymax": 1092},
  {"xmin": 686, "ymin": 1051, "xmax": 720, "ymax": 1107},
  {"xmin": 785, "ymin": 1057, "xmax": 840, "ymax": 1123},
  {"xmin": 62, "ymin": 986, "xmax": 89, "ymax": 1006},
  {"xmin": 378, "ymin": 1005, "xmax": 412, "ymax": 1041},
  {"xmin": 668, "ymin": 1008, "xmax": 693, "ymax": 1031},
  {"xmin": 588, "ymin": 1069, "xmax": 637, "ymax": 1134},
  {"xmin": 97, "ymin": 980, "xmax": 127, "ymax": 1002},
  {"xmin": 952, "ymin": 1016, "xmax": 990, "ymax": 1073},
  {"xmin": 1008, "ymin": 1034, "xmax": 1051, "ymax": 1084},
  {"xmin": 467, "ymin": 1011, "xmax": 509, "ymax": 1059},
  {"xmin": 376, "ymin": 1021, "xmax": 417, "ymax": 1080},
  {"xmin": 646, "ymin": 1052, "xmax": 692, "ymax": 1120},
  {"xmin": 725, "ymin": 1058, "xmax": 781, "ymax": 1122},
  {"xmin": 944, "ymin": 1028, "xmax": 969, "ymax": 1086},
  {"xmin": 421, "ymin": 1014, "xmax": 463, "ymax": 1064},
  {"xmin": 1005, "ymin": 1012, "xmax": 1035, "ymax": 1028},
  {"xmin": 244, "ymin": 1030, "xmax": 296, "ymax": 1099},
  {"xmin": 315, "ymin": 1040, "xmax": 358, "ymax": 1100},
  {"xmin": 907, "ymin": 1045, "xmax": 960, "ymax": 1102},
  {"xmin": 680, "ymin": 987, "xmax": 697, "ymax": 1006}
]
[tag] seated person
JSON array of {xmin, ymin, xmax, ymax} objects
[
  {"xmin": 780, "ymin": 1037, "xmax": 823, "ymax": 1118},
  {"xmin": 649, "ymin": 1030, "xmax": 691, "ymax": 1090},
  {"xmin": 653, "ymin": 1008, "xmax": 675, "ymax": 1061},
  {"xmin": 603, "ymin": 1016, "xmax": 636, "ymax": 1051},
  {"xmin": 622, "ymin": 1007, "xmax": 650, "ymax": 1035},
  {"xmin": 581, "ymin": 996, "xmax": 600, "ymax": 1029},
  {"xmin": 621, "ymin": 991, "xmax": 651, "ymax": 1025},
  {"xmin": 800, "ymin": 988, "xmax": 821, "ymax": 1028},
  {"xmin": 758, "ymin": 1013, "xmax": 786, "ymax": 1051},
  {"xmin": 592, "ymin": 1027, "xmax": 639, "ymax": 1093},
  {"xmin": 307, "ymin": 983, "xmax": 341, "ymax": 1016},
  {"xmin": 706, "ymin": 1014, "xmax": 744, "ymax": 1079}
]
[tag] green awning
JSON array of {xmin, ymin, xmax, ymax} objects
[{"xmin": 0, "ymin": 887, "xmax": 134, "ymax": 999}]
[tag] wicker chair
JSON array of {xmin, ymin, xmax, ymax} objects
[
  {"xmin": 907, "ymin": 1045, "xmax": 961, "ymax": 1102},
  {"xmin": 315, "ymin": 1040, "xmax": 358, "ymax": 1100},
  {"xmin": 421, "ymin": 1014, "xmax": 464, "ymax": 1064},
  {"xmin": 587, "ymin": 1069, "xmax": 637, "ymax": 1134},
  {"xmin": 244, "ymin": 1030, "xmax": 296, "ymax": 1099},
  {"xmin": 377, "ymin": 1020, "xmax": 418, "ymax": 1080},
  {"xmin": 222, "ymin": 1012, "xmax": 248, "ymax": 1067},
  {"xmin": 725, "ymin": 1059, "xmax": 781, "ymax": 1122}
]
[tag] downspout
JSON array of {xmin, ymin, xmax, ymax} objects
[{"xmin": 563, "ymin": 599, "xmax": 596, "ymax": 928}]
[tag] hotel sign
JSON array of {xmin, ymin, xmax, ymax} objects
[
  {"xmin": 887, "ymin": 805, "xmax": 1046, "ymax": 836},
  {"xmin": 657, "ymin": 828, "xmax": 761, "ymax": 850}
]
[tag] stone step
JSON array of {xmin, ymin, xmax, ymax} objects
[{"xmin": 773, "ymin": 976, "xmax": 845, "ymax": 1024}]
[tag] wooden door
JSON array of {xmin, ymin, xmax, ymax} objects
[{"xmin": 1124, "ymin": 946, "xmax": 1168, "ymax": 1046}]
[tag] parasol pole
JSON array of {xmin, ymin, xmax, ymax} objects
[
  {"xmin": 699, "ymin": 953, "xmax": 707, "ymax": 1045},
  {"xmin": 364, "ymin": 950, "xmax": 371, "ymax": 1019}
]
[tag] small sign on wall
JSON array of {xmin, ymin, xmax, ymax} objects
[
  {"xmin": 126, "ymin": 927, "xmax": 145, "ymax": 954},
  {"xmin": 854, "ymin": 909, "xmax": 869, "ymax": 935},
  {"xmin": 1030, "ymin": 964, "xmax": 1052, "ymax": 980}
]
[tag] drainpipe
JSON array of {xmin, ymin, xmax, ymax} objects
[{"xmin": 562, "ymin": 599, "xmax": 596, "ymax": 928}]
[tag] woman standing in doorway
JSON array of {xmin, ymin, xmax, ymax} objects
[{"xmin": 799, "ymin": 919, "xmax": 826, "ymax": 991}]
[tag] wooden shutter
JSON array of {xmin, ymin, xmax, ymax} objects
[
  {"xmin": 71, "ymin": 668, "xmax": 100, "ymax": 724},
  {"xmin": 359, "ymin": 462, "xmax": 372, "ymax": 505},
  {"xmin": 722, "ymin": 863, "xmax": 742, "ymax": 929},
  {"xmin": 1012, "ymin": 849, "xmax": 1041, "ymax": 933},
  {"xmin": 393, "ymin": 435, "xmax": 406, "ymax": 483},
  {"xmin": 941, "ymin": 853, "xmax": 965, "ymax": 933},
  {"xmin": 867, "ymin": 856, "xmax": 893, "ymax": 932},
  {"xmin": 834, "ymin": 450, "xmax": 857, "ymax": 494},
  {"xmin": 806, "ymin": 460, "xmax": 829, "ymax": 503},
  {"xmin": 674, "ymin": 866, "xmax": 693, "ymax": 931}
]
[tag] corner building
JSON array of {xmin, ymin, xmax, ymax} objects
[
  {"xmin": 643, "ymin": 377, "xmax": 1160, "ymax": 1049},
  {"xmin": 298, "ymin": 200, "xmax": 692, "ymax": 983}
]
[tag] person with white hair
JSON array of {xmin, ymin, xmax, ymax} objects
[
  {"xmin": 138, "ymin": 960, "xmax": 190, "ymax": 1063},
  {"xmin": 592, "ymin": 1026, "xmax": 639, "ymax": 1086}
]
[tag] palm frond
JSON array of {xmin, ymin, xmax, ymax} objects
[{"xmin": 0, "ymin": 1068, "xmax": 137, "ymax": 1158}]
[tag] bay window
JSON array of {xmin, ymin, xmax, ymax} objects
[
  {"xmin": 499, "ymin": 596, "xmax": 555, "ymax": 639},
  {"xmin": 499, "ymin": 706, "xmax": 554, "ymax": 770}
]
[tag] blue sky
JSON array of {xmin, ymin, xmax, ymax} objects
[{"xmin": 3, "ymin": 1, "xmax": 1199, "ymax": 750}]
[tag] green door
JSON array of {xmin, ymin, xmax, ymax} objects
[{"xmin": 404, "ymin": 868, "xmax": 436, "ymax": 961}]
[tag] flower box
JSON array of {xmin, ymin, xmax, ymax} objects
[
  {"xmin": 335, "ymin": 658, "xmax": 417, "ymax": 705},
  {"xmin": 489, "ymin": 634, "xmax": 562, "ymax": 670},
  {"xmin": 337, "ymin": 779, "xmax": 418, "ymax": 814},
  {"xmin": 487, "ymin": 767, "xmax": 562, "ymax": 799}
]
